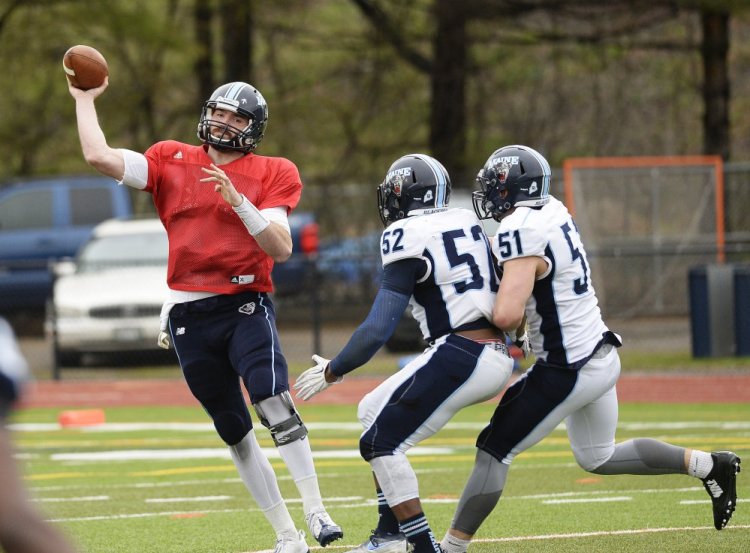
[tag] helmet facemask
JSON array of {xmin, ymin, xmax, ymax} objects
[
  {"xmin": 472, "ymin": 162, "xmax": 514, "ymax": 222},
  {"xmin": 376, "ymin": 154, "xmax": 451, "ymax": 227},
  {"xmin": 472, "ymin": 145, "xmax": 551, "ymax": 222},
  {"xmin": 377, "ymin": 173, "xmax": 407, "ymax": 226},
  {"xmin": 200, "ymin": 107, "xmax": 255, "ymax": 152}
]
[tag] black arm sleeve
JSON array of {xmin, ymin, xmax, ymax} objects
[{"xmin": 328, "ymin": 258, "xmax": 425, "ymax": 377}]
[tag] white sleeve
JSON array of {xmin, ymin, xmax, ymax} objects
[
  {"xmin": 260, "ymin": 206, "xmax": 290, "ymax": 234},
  {"xmin": 0, "ymin": 318, "xmax": 28, "ymax": 384},
  {"xmin": 118, "ymin": 148, "xmax": 148, "ymax": 190}
]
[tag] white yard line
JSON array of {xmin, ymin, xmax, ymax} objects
[
  {"xmin": 50, "ymin": 446, "xmax": 454, "ymax": 462},
  {"xmin": 11, "ymin": 420, "xmax": 750, "ymax": 432},
  {"xmin": 33, "ymin": 495, "xmax": 109, "ymax": 503},
  {"xmin": 145, "ymin": 496, "xmax": 232, "ymax": 503},
  {"xmin": 245, "ymin": 524, "xmax": 750, "ymax": 552},
  {"xmin": 541, "ymin": 496, "xmax": 633, "ymax": 504}
]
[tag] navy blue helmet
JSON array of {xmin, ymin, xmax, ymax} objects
[
  {"xmin": 472, "ymin": 145, "xmax": 551, "ymax": 221},
  {"xmin": 197, "ymin": 82, "xmax": 268, "ymax": 153},
  {"xmin": 377, "ymin": 153, "xmax": 451, "ymax": 226}
]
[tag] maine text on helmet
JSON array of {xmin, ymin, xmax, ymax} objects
[
  {"xmin": 491, "ymin": 156, "xmax": 520, "ymax": 166},
  {"xmin": 387, "ymin": 167, "xmax": 412, "ymax": 180}
]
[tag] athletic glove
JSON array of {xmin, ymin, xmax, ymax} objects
[
  {"xmin": 157, "ymin": 331, "xmax": 171, "ymax": 350},
  {"xmin": 508, "ymin": 325, "xmax": 530, "ymax": 359},
  {"xmin": 294, "ymin": 355, "xmax": 341, "ymax": 401}
]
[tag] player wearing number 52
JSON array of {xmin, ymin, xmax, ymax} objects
[
  {"xmin": 439, "ymin": 145, "xmax": 741, "ymax": 553},
  {"xmin": 294, "ymin": 153, "xmax": 516, "ymax": 553}
]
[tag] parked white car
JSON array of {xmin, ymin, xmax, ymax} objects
[{"xmin": 48, "ymin": 218, "xmax": 170, "ymax": 366}]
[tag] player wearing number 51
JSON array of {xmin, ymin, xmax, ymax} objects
[
  {"xmin": 294, "ymin": 153, "xmax": 516, "ymax": 553},
  {"xmin": 439, "ymin": 145, "xmax": 742, "ymax": 553}
]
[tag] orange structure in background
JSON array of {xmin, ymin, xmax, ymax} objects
[{"xmin": 562, "ymin": 155, "xmax": 725, "ymax": 263}]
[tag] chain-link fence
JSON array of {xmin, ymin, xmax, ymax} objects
[{"xmin": 565, "ymin": 159, "xmax": 749, "ymax": 318}]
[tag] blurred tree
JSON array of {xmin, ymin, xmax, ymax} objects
[
  {"xmin": 701, "ymin": 6, "xmax": 730, "ymax": 159},
  {"xmin": 350, "ymin": 0, "xmax": 741, "ymax": 179},
  {"xmin": 193, "ymin": 0, "xmax": 215, "ymax": 105},
  {"xmin": 221, "ymin": 0, "xmax": 253, "ymax": 83},
  {"xmin": 0, "ymin": 0, "xmax": 747, "ymax": 197}
]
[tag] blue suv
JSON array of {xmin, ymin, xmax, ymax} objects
[{"xmin": 0, "ymin": 175, "xmax": 133, "ymax": 314}]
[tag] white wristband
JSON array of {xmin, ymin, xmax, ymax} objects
[{"xmin": 233, "ymin": 195, "xmax": 271, "ymax": 236}]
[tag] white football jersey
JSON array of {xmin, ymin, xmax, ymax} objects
[
  {"xmin": 380, "ymin": 207, "xmax": 499, "ymax": 342},
  {"xmin": 491, "ymin": 197, "xmax": 610, "ymax": 367}
]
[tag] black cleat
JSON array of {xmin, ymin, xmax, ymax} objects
[{"xmin": 701, "ymin": 451, "xmax": 741, "ymax": 530}]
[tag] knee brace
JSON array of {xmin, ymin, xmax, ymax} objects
[
  {"xmin": 370, "ymin": 453, "xmax": 419, "ymax": 507},
  {"xmin": 253, "ymin": 391, "xmax": 308, "ymax": 447}
]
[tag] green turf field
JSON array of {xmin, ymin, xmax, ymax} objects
[{"xmin": 9, "ymin": 402, "xmax": 749, "ymax": 553}]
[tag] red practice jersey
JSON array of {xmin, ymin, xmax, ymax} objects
[{"xmin": 144, "ymin": 140, "xmax": 302, "ymax": 294}]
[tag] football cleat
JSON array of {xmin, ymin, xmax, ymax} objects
[
  {"xmin": 701, "ymin": 450, "xmax": 741, "ymax": 530},
  {"xmin": 345, "ymin": 530, "xmax": 411, "ymax": 553},
  {"xmin": 273, "ymin": 529, "xmax": 309, "ymax": 553},
  {"xmin": 305, "ymin": 509, "xmax": 343, "ymax": 547}
]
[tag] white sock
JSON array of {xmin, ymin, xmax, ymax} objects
[
  {"xmin": 263, "ymin": 500, "xmax": 298, "ymax": 539},
  {"xmin": 441, "ymin": 532, "xmax": 471, "ymax": 553},
  {"xmin": 229, "ymin": 430, "xmax": 285, "ymax": 510},
  {"xmin": 278, "ymin": 438, "xmax": 323, "ymax": 514},
  {"xmin": 688, "ymin": 450, "xmax": 714, "ymax": 479},
  {"xmin": 295, "ymin": 474, "xmax": 324, "ymax": 515}
]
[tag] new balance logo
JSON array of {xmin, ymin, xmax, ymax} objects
[
  {"xmin": 705, "ymin": 479, "xmax": 723, "ymax": 498},
  {"xmin": 175, "ymin": 327, "xmax": 186, "ymax": 336}
]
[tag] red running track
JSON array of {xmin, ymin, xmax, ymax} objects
[{"xmin": 17, "ymin": 373, "xmax": 750, "ymax": 409}]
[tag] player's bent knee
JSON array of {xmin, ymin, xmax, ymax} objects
[
  {"xmin": 359, "ymin": 432, "xmax": 395, "ymax": 461},
  {"xmin": 359, "ymin": 437, "xmax": 376, "ymax": 461},
  {"xmin": 574, "ymin": 449, "xmax": 613, "ymax": 473},
  {"xmin": 213, "ymin": 411, "xmax": 251, "ymax": 446},
  {"xmin": 229, "ymin": 431, "xmax": 252, "ymax": 460},
  {"xmin": 253, "ymin": 391, "xmax": 308, "ymax": 447}
]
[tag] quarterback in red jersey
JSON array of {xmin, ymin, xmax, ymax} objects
[{"xmin": 68, "ymin": 78, "xmax": 342, "ymax": 553}]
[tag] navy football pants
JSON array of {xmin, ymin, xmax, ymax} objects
[{"xmin": 168, "ymin": 291, "xmax": 289, "ymax": 445}]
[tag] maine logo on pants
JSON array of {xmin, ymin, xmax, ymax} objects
[{"xmin": 239, "ymin": 302, "xmax": 256, "ymax": 315}]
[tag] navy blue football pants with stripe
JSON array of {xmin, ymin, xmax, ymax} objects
[{"xmin": 168, "ymin": 291, "xmax": 289, "ymax": 446}]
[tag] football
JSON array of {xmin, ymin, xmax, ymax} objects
[{"xmin": 63, "ymin": 45, "xmax": 108, "ymax": 90}]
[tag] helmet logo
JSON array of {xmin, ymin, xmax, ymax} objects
[
  {"xmin": 528, "ymin": 181, "xmax": 538, "ymax": 194},
  {"xmin": 493, "ymin": 160, "xmax": 512, "ymax": 184},
  {"xmin": 490, "ymin": 155, "xmax": 519, "ymax": 183},
  {"xmin": 387, "ymin": 168, "xmax": 411, "ymax": 197},
  {"xmin": 424, "ymin": 190, "xmax": 433, "ymax": 202},
  {"xmin": 393, "ymin": 174, "xmax": 404, "ymax": 196}
]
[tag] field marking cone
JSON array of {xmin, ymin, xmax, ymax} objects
[{"xmin": 58, "ymin": 409, "xmax": 106, "ymax": 428}]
